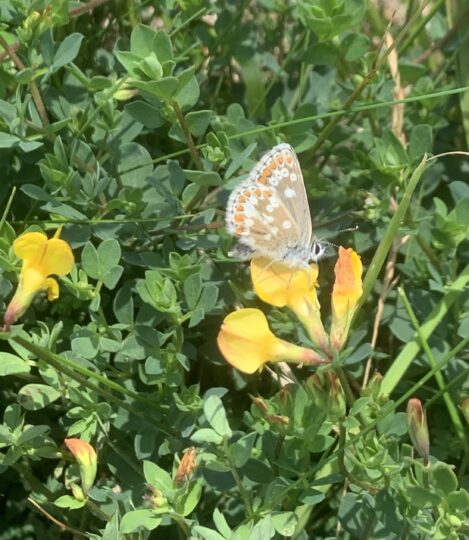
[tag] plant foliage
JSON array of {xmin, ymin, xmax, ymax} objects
[{"xmin": 0, "ymin": 1, "xmax": 469, "ymax": 539}]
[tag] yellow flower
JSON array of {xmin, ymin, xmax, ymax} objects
[
  {"xmin": 217, "ymin": 308, "xmax": 324, "ymax": 374},
  {"xmin": 64, "ymin": 438, "xmax": 97, "ymax": 495},
  {"xmin": 251, "ymin": 257, "xmax": 329, "ymax": 353},
  {"xmin": 330, "ymin": 247, "xmax": 363, "ymax": 351},
  {"xmin": 3, "ymin": 230, "xmax": 74, "ymax": 329}
]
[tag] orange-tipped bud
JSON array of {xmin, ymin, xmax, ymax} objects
[
  {"xmin": 330, "ymin": 247, "xmax": 363, "ymax": 351},
  {"xmin": 406, "ymin": 398, "xmax": 430, "ymax": 463},
  {"xmin": 64, "ymin": 438, "xmax": 97, "ymax": 494}
]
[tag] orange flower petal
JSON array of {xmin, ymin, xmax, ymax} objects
[
  {"xmin": 331, "ymin": 247, "xmax": 363, "ymax": 320},
  {"xmin": 64, "ymin": 438, "xmax": 97, "ymax": 494},
  {"xmin": 330, "ymin": 247, "xmax": 363, "ymax": 351}
]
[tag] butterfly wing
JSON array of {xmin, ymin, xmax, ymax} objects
[
  {"xmin": 248, "ymin": 143, "xmax": 313, "ymax": 246},
  {"xmin": 226, "ymin": 183, "xmax": 303, "ymax": 260}
]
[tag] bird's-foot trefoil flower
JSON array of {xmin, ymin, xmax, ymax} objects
[
  {"xmin": 330, "ymin": 247, "xmax": 363, "ymax": 352},
  {"xmin": 217, "ymin": 308, "xmax": 325, "ymax": 374},
  {"xmin": 64, "ymin": 438, "xmax": 97, "ymax": 496},
  {"xmin": 251, "ymin": 257, "xmax": 330, "ymax": 353},
  {"xmin": 406, "ymin": 398, "xmax": 430, "ymax": 464},
  {"xmin": 3, "ymin": 229, "xmax": 74, "ymax": 330}
]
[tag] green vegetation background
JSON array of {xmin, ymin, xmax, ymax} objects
[{"xmin": 1, "ymin": 1, "xmax": 469, "ymax": 539}]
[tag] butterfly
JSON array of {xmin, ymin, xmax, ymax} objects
[{"xmin": 226, "ymin": 143, "xmax": 326, "ymax": 268}]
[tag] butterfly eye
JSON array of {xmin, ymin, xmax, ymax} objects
[{"xmin": 311, "ymin": 242, "xmax": 326, "ymax": 260}]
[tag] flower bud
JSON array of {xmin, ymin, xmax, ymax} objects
[
  {"xmin": 64, "ymin": 438, "xmax": 97, "ymax": 494},
  {"xmin": 330, "ymin": 247, "xmax": 363, "ymax": 351},
  {"xmin": 406, "ymin": 398, "xmax": 430, "ymax": 463}
]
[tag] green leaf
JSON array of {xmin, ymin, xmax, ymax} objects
[
  {"xmin": 341, "ymin": 33, "xmax": 370, "ymax": 62},
  {"xmin": 174, "ymin": 68, "xmax": 200, "ymax": 110},
  {"xmin": 204, "ymin": 395, "xmax": 232, "ymax": 438},
  {"xmin": 143, "ymin": 460, "xmax": 173, "ymax": 492},
  {"xmin": 54, "ymin": 495, "xmax": 86, "ymax": 509},
  {"xmin": 0, "ymin": 132, "xmax": 20, "ymax": 148},
  {"xmin": 136, "ymin": 77, "xmax": 179, "ymax": 100},
  {"xmin": 152, "ymin": 30, "xmax": 173, "ymax": 62},
  {"xmin": 271, "ymin": 512, "xmax": 298, "ymax": 537},
  {"xmin": 125, "ymin": 101, "xmax": 166, "ymax": 129},
  {"xmin": 130, "ymin": 25, "xmax": 157, "ymax": 57},
  {"xmin": 81, "ymin": 242, "xmax": 100, "ymax": 280},
  {"xmin": 224, "ymin": 143, "xmax": 257, "ymax": 180},
  {"xmin": 176, "ymin": 479, "xmax": 203, "ymax": 516},
  {"xmin": 432, "ymin": 464, "xmax": 458, "ymax": 497},
  {"xmin": 405, "ymin": 485, "xmax": 442, "ymax": 508},
  {"xmin": 185, "ymin": 170, "xmax": 222, "ymax": 186},
  {"xmin": 120, "ymin": 509, "xmax": 161, "ymax": 533},
  {"xmin": 409, "ymin": 124, "xmax": 433, "ymax": 162},
  {"xmin": 0, "ymin": 353, "xmax": 30, "ymax": 376},
  {"xmin": 17, "ymin": 384, "xmax": 61, "ymax": 411},
  {"xmin": 97, "ymin": 239, "xmax": 122, "ymax": 272},
  {"xmin": 446, "ymin": 490, "xmax": 469, "ymax": 513},
  {"xmin": 213, "ymin": 507, "xmax": 232, "ymax": 538},
  {"xmin": 192, "ymin": 526, "xmax": 226, "ymax": 540},
  {"xmin": 17, "ymin": 425, "xmax": 50, "ymax": 444},
  {"xmin": 190, "ymin": 428, "xmax": 223, "ymax": 445},
  {"xmin": 52, "ymin": 33, "xmax": 84, "ymax": 70},
  {"xmin": 117, "ymin": 142, "xmax": 153, "ymax": 188},
  {"xmin": 185, "ymin": 110, "xmax": 213, "ymax": 137},
  {"xmin": 184, "ymin": 273, "xmax": 202, "ymax": 310}
]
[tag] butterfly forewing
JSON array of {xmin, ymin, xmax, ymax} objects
[
  {"xmin": 226, "ymin": 143, "xmax": 316, "ymax": 265},
  {"xmin": 227, "ymin": 183, "xmax": 302, "ymax": 260},
  {"xmin": 248, "ymin": 144, "xmax": 312, "ymax": 246}
]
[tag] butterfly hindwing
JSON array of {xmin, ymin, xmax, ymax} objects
[{"xmin": 226, "ymin": 183, "xmax": 302, "ymax": 260}]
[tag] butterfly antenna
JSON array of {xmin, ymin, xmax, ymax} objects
[{"xmin": 337, "ymin": 224, "xmax": 359, "ymax": 234}]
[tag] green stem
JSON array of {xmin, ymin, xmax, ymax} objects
[
  {"xmin": 380, "ymin": 265, "xmax": 469, "ymax": 397},
  {"xmin": 223, "ymin": 437, "xmax": 253, "ymax": 517},
  {"xmin": 399, "ymin": 287, "xmax": 469, "ymax": 452},
  {"xmin": 12, "ymin": 337, "xmax": 175, "ymax": 436}
]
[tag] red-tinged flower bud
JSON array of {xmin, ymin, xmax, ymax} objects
[
  {"xmin": 406, "ymin": 398, "xmax": 430, "ymax": 463},
  {"xmin": 330, "ymin": 247, "xmax": 363, "ymax": 352},
  {"xmin": 64, "ymin": 438, "xmax": 97, "ymax": 494}
]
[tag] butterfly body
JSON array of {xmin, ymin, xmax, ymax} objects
[{"xmin": 226, "ymin": 143, "xmax": 326, "ymax": 268}]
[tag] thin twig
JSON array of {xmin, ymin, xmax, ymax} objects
[
  {"xmin": 385, "ymin": 32, "xmax": 406, "ymax": 144},
  {"xmin": 0, "ymin": 35, "xmax": 49, "ymax": 126},
  {"xmin": 27, "ymin": 497, "xmax": 88, "ymax": 537},
  {"xmin": 69, "ymin": 0, "xmax": 110, "ymax": 17}
]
